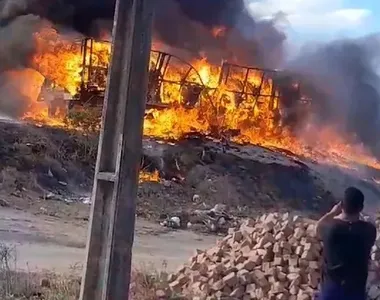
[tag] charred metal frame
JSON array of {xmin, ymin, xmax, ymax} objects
[
  {"xmin": 71, "ymin": 39, "xmax": 206, "ymax": 109},
  {"xmin": 67, "ymin": 38, "xmax": 311, "ymax": 121},
  {"xmin": 147, "ymin": 50, "xmax": 205, "ymax": 108},
  {"xmin": 80, "ymin": 38, "xmax": 110, "ymax": 92},
  {"xmin": 218, "ymin": 62, "xmax": 281, "ymax": 111}
]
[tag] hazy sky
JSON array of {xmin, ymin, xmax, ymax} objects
[{"xmin": 247, "ymin": 0, "xmax": 379, "ymax": 42}]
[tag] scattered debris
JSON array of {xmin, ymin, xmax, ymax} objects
[
  {"xmin": 192, "ymin": 194, "xmax": 200, "ymax": 202},
  {"xmin": 45, "ymin": 192, "xmax": 57, "ymax": 200},
  {"xmin": 156, "ymin": 289, "xmax": 167, "ymax": 299},
  {"xmin": 167, "ymin": 213, "xmax": 380, "ymax": 299},
  {"xmin": 80, "ymin": 196, "xmax": 91, "ymax": 204},
  {"xmin": 0, "ymin": 198, "xmax": 9, "ymax": 207},
  {"xmin": 160, "ymin": 204, "xmax": 236, "ymax": 233},
  {"xmin": 40, "ymin": 278, "xmax": 51, "ymax": 288}
]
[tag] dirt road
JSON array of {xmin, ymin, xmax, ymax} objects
[{"xmin": 0, "ymin": 208, "xmax": 217, "ymax": 273}]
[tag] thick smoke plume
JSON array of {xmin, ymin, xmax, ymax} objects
[
  {"xmin": 153, "ymin": 0, "xmax": 285, "ymax": 67},
  {"xmin": 0, "ymin": 14, "xmax": 44, "ymax": 117},
  {"xmin": 0, "ymin": 0, "xmax": 286, "ymax": 65},
  {"xmin": 287, "ymin": 35, "xmax": 380, "ymax": 154}
]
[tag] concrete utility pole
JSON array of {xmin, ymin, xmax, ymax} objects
[{"xmin": 79, "ymin": 0, "xmax": 153, "ymax": 299}]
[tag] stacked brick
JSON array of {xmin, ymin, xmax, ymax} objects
[{"xmin": 168, "ymin": 213, "xmax": 380, "ymax": 300}]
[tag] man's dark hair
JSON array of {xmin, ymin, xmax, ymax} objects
[{"xmin": 343, "ymin": 187, "xmax": 364, "ymax": 215}]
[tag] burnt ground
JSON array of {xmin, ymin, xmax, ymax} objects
[
  {"xmin": 138, "ymin": 137, "xmax": 335, "ymax": 220},
  {"xmin": 1, "ymin": 120, "xmax": 379, "ymax": 229}
]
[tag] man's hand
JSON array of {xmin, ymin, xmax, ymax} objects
[
  {"xmin": 329, "ymin": 202, "xmax": 342, "ymax": 217},
  {"xmin": 316, "ymin": 202, "xmax": 342, "ymax": 238}
]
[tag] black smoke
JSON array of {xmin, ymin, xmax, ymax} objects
[
  {"xmin": 0, "ymin": 0, "xmax": 286, "ymax": 68},
  {"xmin": 0, "ymin": 14, "xmax": 45, "ymax": 117},
  {"xmin": 287, "ymin": 35, "xmax": 380, "ymax": 153},
  {"xmin": 152, "ymin": 0, "xmax": 285, "ymax": 67}
]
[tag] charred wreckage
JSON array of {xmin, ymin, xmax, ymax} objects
[{"xmin": 37, "ymin": 38, "xmax": 312, "ymax": 129}]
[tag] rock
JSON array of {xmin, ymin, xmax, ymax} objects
[
  {"xmin": 296, "ymin": 292, "xmax": 310, "ymax": 300},
  {"xmin": 223, "ymin": 272, "xmax": 238, "ymax": 287},
  {"xmin": 271, "ymin": 282, "xmax": 285, "ymax": 294},
  {"xmin": 0, "ymin": 198, "xmax": 9, "ymax": 207},
  {"xmin": 45, "ymin": 192, "xmax": 56, "ymax": 200},
  {"xmin": 192, "ymin": 194, "xmax": 200, "ymax": 202},
  {"xmin": 211, "ymin": 280, "xmax": 224, "ymax": 292},
  {"xmin": 218, "ymin": 217, "xmax": 226, "ymax": 226},
  {"xmin": 230, "ymin": 286, "xmax": 245, "ymax": 298},
  {"xmin": 40, "ymin": 278, "xmax": 50, "ymax": 288},
  {"xmin": 171, "ymin": 216, "xmax": 181, "ymax": 227},
  {"xmin": 155, "ymin": 289, "xmax": 167, "ymax": 298},
  {"xmin": 232, "ymin": 231, "xmax": 243, "ymax": 242},
  {"xmin": 162, "ymin": 179, "xmax": 171, "ymax": 187}
]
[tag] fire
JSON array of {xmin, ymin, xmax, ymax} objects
[
  {"xmin": 139, "ymin": 170, "xmax": 160, "ymax": 183},
  {"xmin": 144, "ymin": 58, "xmax": 278, "ymax": 139},
  {"xmin": 212, "ymin": 26, "xmax": 226, "ymax": 38},
  {"xmin": 32, "ymin": 27, "xmax": 83, "ymax": 95},
  {"xmin": 19, "ymin": 30, "xmax": 380, "ymax": 175},
  {"xmin": 192, "ymin": 58, "xmax": 220, "ymax": 87},
  {"xmin": 6, "ymin": 69, "xmax": 44, "ymax": 103},
  {"xmin": 7, "ymin": 68, "xmax": 68, "ymax": 127}
]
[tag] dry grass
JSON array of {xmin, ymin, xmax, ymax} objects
[
  {"xmin": 0, "ymin": 244, "xmax": 184, "ymax": 300},
  {"xmin": 130, "ymin": 265, "xmax": 185, "ymax": 300},
  {"xmin": 0, "ymin": 244, "xmax": 81, "ymax": 299}
]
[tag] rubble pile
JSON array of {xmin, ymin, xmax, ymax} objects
[{"xmin": 168, "ymin": 213, "xmax": 380, "ymax": 300}]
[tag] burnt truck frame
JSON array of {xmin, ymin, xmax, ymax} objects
[
  {"xmin": 67, "ymin": 38, "xmax": 208, "ymax": 110},
  {"xmin": 41, "ymin": 37, "xmax": 311, "ymax": 125}
]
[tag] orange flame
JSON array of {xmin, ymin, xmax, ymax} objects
[
  {"xmin": 139, "ymin": 170, "xmax": 160, "ymax": 183},
  {"xmin": 32, "ymin": 28, "xmax": 82, "ymax": 95},
  {"xmin": 20, "ymin": 31, "xmax": 380, "ymax": 174},
  {"xmin": 212, "ymin": 26, "xmax": 226, "ymax": 38}
]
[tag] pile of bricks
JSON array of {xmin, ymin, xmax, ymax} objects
[{"xmin": 168, "ymin": 213, "xmax": 380, "ymax": 300}]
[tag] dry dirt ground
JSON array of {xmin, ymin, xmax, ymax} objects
[{"xmin": 0, "ymin": 206, "xmax": 217, "ymax": 273}]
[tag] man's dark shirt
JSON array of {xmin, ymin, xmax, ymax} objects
[{"xmin": 321, "ymin": 218, "xmax": 377, "ymax": 293}]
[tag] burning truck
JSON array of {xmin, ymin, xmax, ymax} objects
[{"xmin": 34, "ymin": 37, "xmax": 311, "ymax": 133}]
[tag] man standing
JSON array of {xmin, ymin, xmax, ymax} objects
[{"xmin": 316, "ymin": 187, "xmax": 377, "ymax": 300}]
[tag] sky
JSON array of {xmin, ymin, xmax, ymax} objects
[{"xmin": 246, "ymin": 0, "xmax": 380, "ymax": 42}]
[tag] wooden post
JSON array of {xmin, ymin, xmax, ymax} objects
[{"xmin": 79, "ymin": 0, "xmax": 153, "ymax": 299}]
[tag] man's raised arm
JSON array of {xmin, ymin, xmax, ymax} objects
[{"xmin": 316, "ymin": 202, "xmax": 342, "ymax": 238}]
